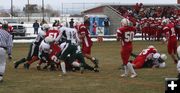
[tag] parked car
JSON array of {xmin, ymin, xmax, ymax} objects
[
  {"xmin": 12, "ymin": 24, "xmax": 26, "ymax": 36},
  {"xmin": 0, "ymin": 19, "xmax": 26, "ymax": 36}
]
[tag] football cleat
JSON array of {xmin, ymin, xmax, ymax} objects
[
  {"xmin": 24, "ymin": 63, "xmax": 30, "ymax": 70},
  {"xmin": 43, "ymin": 65, "xmax": 48, "ymax": 70},
  {"xmin": 93, "ymin": 58, "xmax": 99, "ymax": 68},
  {"xmin": 36, "ymin": 65, "xmax": 41, "ymax": 70},
  {"xmin": 130, "ymin": 74, "xmax": 137, "ymax": 78},
  {"xmin": 93, "ymin": 67, "xmax": 99, "ymax": 72},
  {"xmin": 121, "ymin": 74, "xmax": 128, "ymax": 77},
  {"xmin": 80, "ymin": 67, "xmax": 84, "ymax": 74},
  {"xmin": 174, "ymin": 60, "xmax": 178, "ymax": 64},
  {"xmin": 177, "ymin": 73, "xmax": 180, "ymax": 79},
  {"xmin": 72, "ymin": 67, "xmax": 76, "ymax": 72},
  {"xmin": 14, "ymin": 62, "xmax": 19, "ymax": 69}
]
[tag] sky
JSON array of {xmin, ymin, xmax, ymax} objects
[{"xmin": 0, "ymin": 0, "xmax": 178, "ymax": 10}]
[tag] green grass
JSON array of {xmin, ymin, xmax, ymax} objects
[{"xmin": 0, "ymin": 41, "xmax": 178, "ymax": 93}]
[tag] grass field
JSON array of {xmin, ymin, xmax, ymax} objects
[{"xmin": 0, "ymin": 41, "xmax": 178, "ymax": 93}]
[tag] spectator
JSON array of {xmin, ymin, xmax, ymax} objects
[
  {"xmin": 84, "ymin": 16, "xmax": 90, "ymax": 30},
  {"xmin": 33, "ymin": 20, "xmax": 40, "ymax": 34},
  {"xmin": 102, "ymin": 18, "xmax": 110, "ymax": 35},
  {"xmin": 92, "ymin": 19, "xmax": 97, "ymax": 35},
  {"xmin": 69, "ymin": 18, "xmax": 74, "ymax": 28}
]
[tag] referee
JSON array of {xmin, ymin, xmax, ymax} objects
[{"xmin": 0, "ymin": 23, "xmax": 13, "ymax": 83}]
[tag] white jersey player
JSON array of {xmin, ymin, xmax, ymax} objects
[
  {"xmin": 66, "ymin": 28, "xmax": 81, "ymax": 45},
  {"xmin": 176, "ymin": 46, "xmax": 180, "ymax": 78},
  {"xmin": 38, "ymin": 36, "xmax": 54, "ymax": 62},
  {"xmin": 56, "ymin": 27, "xmax": 81, "ymax": 45}
]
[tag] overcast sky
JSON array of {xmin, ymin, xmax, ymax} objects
[{"xmin": 0, "ymin": 0, "xmax": 177, "ymax": 10}]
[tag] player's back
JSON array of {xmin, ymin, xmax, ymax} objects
[
  {"xmin": 46, "ymin": 29, "xmax": 59, "ymax": 39},
  {"xmin": 118, "ymin": 26, "xmax": 136, "ymax": 46},
  {"xmin": 139, "ymin": 48, "xmax": 157, "ymax": 57},
  {"xmin": 67, "ymin": 28, "xmax": 80, "ymax": 44}
]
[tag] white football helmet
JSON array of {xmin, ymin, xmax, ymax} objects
[
  {"xmin": 177, "ymin": 46, "xmax": 180, "ymax": 58},
  {"xmin": 38, "ymin": 30, "xmax": 46, "ymax": 38},
  {"xmin": 153, "ymin": 53, "xmax": 161, "ymax": 59},
  {"xmin": 40, "ymin": 41, "xmax": 51, "ymax": 53},
  {"xmin": 44, "ymin": 36, "xmax": 54, "ymax": 43},
  {"xmin": 42, "ymin": 24, "xmax": 50, "ymax": 31},
  {"xmin": 160, "ymin": 54, "xmax": 167, "ymax": 60},
  {"xmin": 120, "ymin": 18, "xmax": 130, "ymax": 26},
  {"xmin": 148, "ymin": 45, "xmax": 155, "ymax": 49},
  {"xmin": 177, "ymin": 61, "xmax": 180, "ymax": 73}
]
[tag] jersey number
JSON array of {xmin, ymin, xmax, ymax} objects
[
  {"xmin": 49, "ymin": 33, "xmax": 57, "ymax": 39},
  {"xmin": 125, "ymin": 32, "xmax": 134, "ymax": 42}
]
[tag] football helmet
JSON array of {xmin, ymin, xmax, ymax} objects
[
  {"xmin": 177, "ymin": 45, "xmax": 180, "ymax": 58},
  {"xmin": 44, "ymin": 36, "xmax": 54, "ymax": 43},
  {"xmin": 177, "ymin": 61, "xmax": 180, "ymax": 73},
  {"xmin": 2, "ymin": 21, "xmax": 9, "ymax": 30},
  {"xmin": 42, "ymin": 24, "xmax": 50, "ymax": 31},
  {"xmin": 148, "ymin": 45, "xmax": 155, "ymax": 49},
  {"xmin": 38, "ymin": 30, "xmax": 46, "ymax": 38},
  {"xmin": 120, "ymin": 18, "xmax": 130, "ymax": 26},
  {"xmin": 41, "ymin": 41, "xmax": 50, "ymax": 53},
  {"xmin": 160, "ymin": 54, "xmax": 167, "ymax": 60}
]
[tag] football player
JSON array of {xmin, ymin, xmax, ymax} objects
[
  {"xmin": 130, "ymin": 45, "xmax": 157, "ymax": 69},
  {"xmin": 78, "ymin": 23, "xmax": 99, "ymax": 71},
  {"xmin": 14, "ymin": 30, "xmax": 46, "ymax": 69},
  {"xmin": 117, "ymin": 18, "xmax": 137, "ymax": 78},
  {"xmin": 37, "ymin": 36, "xmax": 56, "ymax": 70},
  {"xmin": 176, "ymin": 45, "xmax": 180, "ymax": 78},
  {"xmin": 150, "ymin": 53, "xmax": 167, "ymax": 68},
  {"xmin": 162, "ymin": 19, "xmax": 178, "ymax": 64}
]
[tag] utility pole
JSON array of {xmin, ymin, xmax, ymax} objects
[
  {"xmin": 61, "ymin": 3, "xmax": 63, "ymax": 18},
  {"xmin": 27, "ymin": 0, "xmax": 30, "ymax": 22},
  {"xmin": 11, "ymin": 0, "xmax": 13, "ymax": 17},
  {"xmin": 42, "ymin": 0, "xmax": 45, "ymax": 21}
]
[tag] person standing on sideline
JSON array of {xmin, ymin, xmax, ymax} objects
[
  {"xmin": 69, "ymin": 18, "xmax": 74, "ymax": 28},
  {"xmin": 117, "ymin": 18, "xmax": 137, "ymax": 78},
  {"xmin": 33, "ymin": 20, "xmax": 40, "ymax": 34},
  {"xmin": 0, "ymin": 24, "xmax": 13, "ymax": 83},
  {"xmin": 102, "ymin": 18, "xmax": 110, "ymax": 35}
]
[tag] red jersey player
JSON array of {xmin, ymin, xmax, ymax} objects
[
  {"xmin": 117, "ymin": 18, "xmax": 137, "ymax": 78},
  {"xmin": 162, "ymin": 19, "xmax": 178, "ymax": 64},
  {"xmin": 78, "ymin": 23, "xmax": 99, "ymax": 71},
  {"xmin": 131, "ymin": 45, "xmax": 157, "ymax": 69},
  {"xmin": 46, "ymin": 27, "xmax": 60, "ymax": 40}
]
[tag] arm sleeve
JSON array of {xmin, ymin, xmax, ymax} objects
[
  {"xmin": 55, "ymin": 31, "xmax": 62, "ymax": 42},
  {"xmin": 7, "ymin": 34, "xmax": 13, "ymax": 55},
  {"xmin": 75, "ymin": 31, "xmax": 81, "ymax": 43}
]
